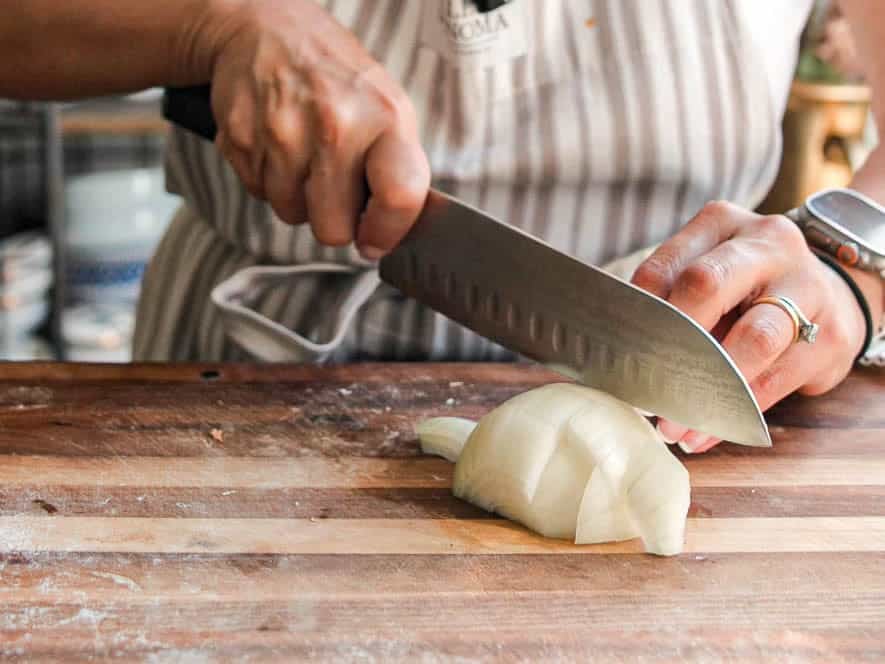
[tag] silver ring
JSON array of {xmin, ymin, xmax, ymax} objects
[{"xmin": 751, "ymin": 295, "xmax": 820, "ymax": 345}]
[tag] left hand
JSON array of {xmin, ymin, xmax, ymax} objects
[{"xmin": 631, "ymin": 201, "xmax": 868, "ymax": 453}]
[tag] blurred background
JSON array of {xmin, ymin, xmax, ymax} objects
[
  {"xmin": 0, "ymin": 0, "xmax": 876, "ymax": 362},
  {"xmin": 0, "ymin": 91, "xmax": 175, "ymax": 362}
]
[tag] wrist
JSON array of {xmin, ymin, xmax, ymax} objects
[
  {"xmin": 822, "ymin": 264, "xmax": 868, "ymax": 359},
  {"xmin": 816, "ymin": 252, "xmax": 878, "ymax": 360},
  {"xmin": 171, "ymin": 0, "xmax": 248, "ymax": 85},
  {"xmin": 846, "ymin": 264, "xmax": 884, "ymax": 331}
]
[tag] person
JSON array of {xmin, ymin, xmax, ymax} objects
[{"xmin": 1, "ymin": 1, "xmax": 882, "ymax": 455}]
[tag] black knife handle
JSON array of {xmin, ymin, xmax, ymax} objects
[{"xmin": 163, "ymin": 85, "xmax": 217, "ymax": 141}]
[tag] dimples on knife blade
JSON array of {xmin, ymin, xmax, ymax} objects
[{"xmin": 379, "ymin": 190, "xmax": 769, "ymax": 447}]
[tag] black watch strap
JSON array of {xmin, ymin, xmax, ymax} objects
[{"xmin": 815, "ymin": 251, "xmax": 874, "ymax": 361}]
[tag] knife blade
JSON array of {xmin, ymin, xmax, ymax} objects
[
  {"xmin": 161, "ymin": 86, "xmax": 769, "ymax": 447},
  {"xmin": 379, "ymin": 190, "xmax": 770, "ymax": 447}
]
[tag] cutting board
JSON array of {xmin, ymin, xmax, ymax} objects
[{"xmin": 0, "ymin": 363, "xmax": 883, "ymax": 662}]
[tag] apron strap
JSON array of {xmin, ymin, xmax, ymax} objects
[{"xmin": 211, "ymin": 263, "xmax": 381, "ymax": 362}]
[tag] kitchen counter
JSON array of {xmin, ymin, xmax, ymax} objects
[{"xmin": 0, "ymin": 363, "xmax": 883, "ymax": 661}]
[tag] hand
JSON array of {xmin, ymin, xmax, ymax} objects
[
  {"xmin": 631, "ymin": 201, "xmax": 868, "ymax": 453},
  {"xmin": 199, "ymin": 0, "xmax": 430, "ymax": 258}
]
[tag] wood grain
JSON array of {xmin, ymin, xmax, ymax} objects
[
  {"xmin": 1, "ymin": 628, "xmax": 883, "ymax": 664},
  {"xmin": 0, "ymin": 362, "xmax": 882, "ymax": 662},
  {"xmin": 2, "ymin": 516, "xmax": 885, "ymax": 555},
  {"xmin": 4, "ymin": 485, "xmax": 884, "ymax": 519},
  {"xmin": 2, "ymin": 454, "xmax": 883, "ymax": 488},
  {"xmin": 3, "ymin": 552, "xmax": 884, "ymax": 597}
]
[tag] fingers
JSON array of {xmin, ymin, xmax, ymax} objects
[
  {"xmin": 720, "ymin": 285, "xmax": 820, "ymax": 384},
  {"xmin": 636, "ymin": 206, "xmax": 818, "ymax": 453},
  {"xmin": 631, "ymin": 201, "xmax": 759, "ymax": 299},
  {"xmin": 262, "ymin": 73, "xmax": 312, "ymax": 225},
  {"xmin": 356, "ymin": 129, "xmax": 431, "ymax": 259},
  {"xmin": 690, "ymin": 436, "xmax": 722, "ymax": 454},
  {"xmin": 665, "ymin": 237, "xmax": 790, "ymax": 331},
  {"xmin": 663, "ymin": 276, "xmax": 822, "ymax": 454},
  {"xmin": 657, "ymin": 420, "xmax": 690, "ymax": 446},
  {"xmin": 263, "ymin": 146, "xmax": 309, "ymax": 226},
  {"xmin": 638, "ymin": 211, "xmax": 809, "ymax": 333},
  {"xmin": 304, "ymin": 149, "xmax": 368, "ymax": 247},
  {"xmin": 215, "ymin": 82, "xmax": 267, "ymax": 200}
]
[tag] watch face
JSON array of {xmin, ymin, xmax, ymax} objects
[{"xmin": 807, "ymin": 190, "xmax": 885, "ymax": 254}]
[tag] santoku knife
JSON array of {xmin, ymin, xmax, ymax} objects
[{"xmin": 163, "ymin": 85, "xmax": 770, "ymax": 447}]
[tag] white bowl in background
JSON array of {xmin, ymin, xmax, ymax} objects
[
  {"xmin": 65, "ymin": 168, "xmax": 179, "ymax": 255},
  {"xmin": 65, "ymin": 167, "xmax": 176, "ymax": 215},
  {"xmin": 64, "ymin": 168, "xmax": 179, "ymax": 304}
]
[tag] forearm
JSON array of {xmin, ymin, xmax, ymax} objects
[
  {"xmin": 832, "ymin": 1, "xmax": 885, "ymax": 332},
  {"xmin": 847, "ymin": 151, "xmax": 885, "ymax": 332},
  {"xmin": 0, "ymin": 1, "xmax": 223, "ymax": 100}
]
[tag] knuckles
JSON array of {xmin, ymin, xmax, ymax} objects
[
  {"xmin": 741, "ymin": 314, "xmax": 788, "ymax": 362},
  {"xmin": 676, "ymin": 256, "xmax": 730, "ymax": 301},
  {"xmin": 752, "ymin": 364, "xmax": 788, "ymax": 401},
  {"xmin": 310, "ymin": 65, "xmax": 414, "ymax": 152},
  {"xmin": 373, "ymin": 175, "xmax": 428, "ymax": 216},
  {"xmin": 697, "ymin": 199, "xmax": 738, "ymax": 220},
  {"xmin": 755, "ymin": 214, "xmax": 808, "ymax": 253},
  {"xmin": 631, "ymin": 255, "xmax": 677, "ymax": 296}
]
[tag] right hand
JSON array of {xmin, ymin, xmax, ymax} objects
[{"xmin": 198, "ymin": 0, "xmax": 430, "ymax": 259}]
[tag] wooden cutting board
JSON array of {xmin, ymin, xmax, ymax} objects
[{"xmin": 0, "ymin": 363, "xmax": 883, "ymax": 662}]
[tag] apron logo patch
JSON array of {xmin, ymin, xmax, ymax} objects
[
  {"xmin": 439, "ymin": 4, "xmax": 509, "ymax": 45},
  {"xmin": 422, "ymin": 0, "xmax": 528, "ymax": 68}
]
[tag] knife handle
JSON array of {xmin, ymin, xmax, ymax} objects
[{"xmin": 163, "ymin": 85, "xmax": 218, "ymax": 142}]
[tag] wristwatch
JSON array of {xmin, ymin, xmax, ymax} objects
[
  {"xmin": 785, "ymin": 188, "xmax": 885, "ymax": 277},
  {"xmin": 785, "ymin": 188, "xmax": 885, "ymax": 365}
]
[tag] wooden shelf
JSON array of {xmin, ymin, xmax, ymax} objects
[{"xmin": 60, "ymin": 96, "xmax": 168, "ymax": 136}]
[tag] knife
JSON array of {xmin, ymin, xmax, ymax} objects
[{"xmin": 162, "ymin": 85, "xmax": 770, "ymax": 447}]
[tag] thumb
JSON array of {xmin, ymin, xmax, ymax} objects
[{"xmin": 356, "ymin": 129, "xmax": 430, "ymax": 259}]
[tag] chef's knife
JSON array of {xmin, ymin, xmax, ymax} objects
[{"xmin": 163, "ymin": 85, "xmax": 770, "ymax": 447}]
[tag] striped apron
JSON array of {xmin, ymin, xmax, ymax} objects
[{"xmin": 134, "ymin": 0, "xmax": 813, "ymax": 362}]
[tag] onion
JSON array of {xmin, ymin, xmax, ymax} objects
[{"xmin": 418, "ymin": 383, "xmax": 691, "ymax": 556}]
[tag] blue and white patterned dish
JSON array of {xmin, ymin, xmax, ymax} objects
[{"xmin": 64, "ymin": 168, "xmax": 179, "ymax": 306}]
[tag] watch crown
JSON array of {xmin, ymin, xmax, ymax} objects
[{"xmin": 836, "ymin": 242, "xmax": 861, "ymax": 267}]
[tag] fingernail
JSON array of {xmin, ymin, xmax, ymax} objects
[
  {"xmin": 656, "ymin": 423, "xmax": 678, "ymax": 444},
  {"xmin": 681, "ymin": 432, "xmax": 723, "ymax": 455},
  {"xmin": 657, "ymin": 420, "xmax": 689, "ymax": 445},
  {"xmin": 676, "ymin": 431, "xmax": 711, "ymax": 454},
  {"xmin": 359, "ymin": 245, "xmax": 385, "ymax": 261},
  {"xmin": 681, "ymin": 431, "xmax": 709, "ymax": 451}
]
